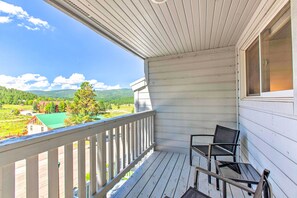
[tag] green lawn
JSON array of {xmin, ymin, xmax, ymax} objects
[
  {"xmin": 0, "ymin": 105, "xmax": 32, "ymax": 139},
  {"xmin": 105, "ymin": 104, "xmax": 134, "ymax": 118},
  {"xmin": 0, "ymin": 104, "xmax": 134, "ymax": 140}
]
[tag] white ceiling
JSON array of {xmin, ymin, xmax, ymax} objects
[{"xmin": 47, "ymin": 0, "xmax": 261, "ymax": 59}]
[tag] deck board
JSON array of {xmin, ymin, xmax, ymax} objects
[{"xmin": 111, "ymin": 151, "xmax": 242, "ymax": 198}]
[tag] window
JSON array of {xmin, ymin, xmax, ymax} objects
[
  {"xmin": 246, "ymin": 38, "xmax": 260, "ymax": 96},
  {"xmin": 30, "ymin": 125, "xmax": 33, "ymax": 131},
  {"xmin": 41, "ymin": 127, "xmax": 44, "ymax": 132},
  {"xmin": 246, "ymin": 5, "xmax": 292, "ymax": 96}
]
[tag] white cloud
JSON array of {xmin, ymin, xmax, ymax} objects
[
  {"xmin": 90, "ymin": 80, "xmax": 121, "ymax": 90},
  {"xmin": 51, "ymin": 73, "xmax": 121, "ymax": 90},
  {"xmin": 0, "ymin": 73, "xmax": 121, "ymax": 91},
  {"xmin": 0, "ymin": 73, "xmax": 49, "ymax": 91},
  {"xmin": 0, "ymin": 16, "xmax": 12, "ymax": 23},
  {"xmin": 0, "ymin": 1, "xmax": 52, "ymax": 31},
  {"xmin": 52, "ymin": 73, "xmax": 85, "ymax": 86},
  {"xmin": 0, "ymin": 1, "xmax": 28, "ymax": 18}
]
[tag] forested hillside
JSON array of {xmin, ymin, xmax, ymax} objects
[
  {"xmin": 0, "ymin": 86, "xmax": 37, "ymax": 104},
  {"xmin": 30, "ymin": 89, "xmax": 134, "ymax": 104},
  {"xmin": 0, "ymin": 86, "xmax": 134, "ymax": 105}
]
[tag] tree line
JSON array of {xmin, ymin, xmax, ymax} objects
[{"xmin": 0, "ymin": 86, "xmax": 132, "ymax": 109}]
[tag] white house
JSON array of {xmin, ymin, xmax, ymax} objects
[{"xmin": 27, "ymin": 113, "xmax": 67, "ymax": 135}]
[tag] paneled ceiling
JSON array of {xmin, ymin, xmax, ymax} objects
[{"xmin": 47, "ymin": 0, "xmax": 261, "ymax": 59}]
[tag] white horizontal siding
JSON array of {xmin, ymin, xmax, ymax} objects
[
  {"xmin": 237, "ymin": 1, "xmax": 297, "ymax": 197},
  {"xmin": 134, "ymin": 87, "xmax": 152, "ymax": 113},
  {"xmin": 147, "ymin": 47, "xmax": 237, "ymax": 154}
]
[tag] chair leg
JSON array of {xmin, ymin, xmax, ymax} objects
[
  {"xmin": 208, "ymin": 156, "xmax": 211, "ymax": 184},
  {"xmin": 190, "ymin": 148, "xmax": 192, "ymax": 166},
  {"xmin": 214, "ymin": 156, "xmax": 219, "ymax": 190},
  {"xmin": 233, "ymin": 155, "xmax": 236, "ymax": 162},
  {"xmin": 194, "ymin": 170, "xmax": 199, "ymax": 189}
]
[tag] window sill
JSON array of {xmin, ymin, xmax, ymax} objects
[{"xmin": 241, "ymin": 96, "xmax": 294, "ymax": 103}]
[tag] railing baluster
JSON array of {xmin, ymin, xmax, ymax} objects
[
  {"xmin": 135, "ymin": 120, "xmax": 139, "ymax": 158},
  {"xmin": 108, "ymin": 129, "xmax": 114, "ymax": 181},
  {"xmin": 115, "ymin": 127, "xmax": 120, "ymax": 174},
  {"xmin": 146, "ymin": 117, "xmax": 150, "ymax": 148},
  {"xmin": 26, "ymin": 155, "xmax": 39, "ymax": 198},
  {"xmin": 78, "ymin": 139, "xmax": 86, "ymax": 198},
  {"xmin": 152, "ymin": 115, "xmax": 155, "ymax": 144},
  {"xmin": 0, "ymin": 163, "xmax": 15, "ymax": 198},
  {"xmin": 97, "ymin": 132, "xmax": 106, "ymax": 188},
  {"xmin": 147, "ymin": 117, "xmax": 150, "ymax": 147},
  {"xmin": 131, "ymin": 121, "xmax": 135, "ymax": 160},
  {"xmin": 48, "ymin": 148, "xmax": 59, "ymax": 198},
  {"xmin": 90, "ymin": 136, "xmax": 96, "ymax": 196},
  {"xmin": 64, "ymin": 143, "xmax": 73, "ymax": 198},
  {"xmin": 141, "ymin": 119, "xmax": 144, "ymax": 152},
  {"xmin": 121, "ymin": 125, "xmax": 126, "ymax": 169},
  {"xmin": 126, "ymin": 123, "xmax": 131, "ymax": 164},
  {"xmin": 151, "ymin": 116, "xmax": 153, "ymax": 145},
  {"xmin": 144, "ymin": 118, "xmax": 147, "ymax": 149}
]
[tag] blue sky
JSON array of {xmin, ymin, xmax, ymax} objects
[{"xmin": 0, "ymin": 0, "xmax": 144, "ymax": 91}]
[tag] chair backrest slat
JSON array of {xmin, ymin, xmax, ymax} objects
[{"xmin": 213, "ymin": 125, "xmax": 240, "ymax": 153}]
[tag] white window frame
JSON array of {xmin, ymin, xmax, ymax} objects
[{"xmin": 242, "ymin": 3, "xmax": 293, "ymax": 99}]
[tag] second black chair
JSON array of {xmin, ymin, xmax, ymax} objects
[{"xmin": 190, "ymin": 125, "xmax": 240, "ymax": 183}]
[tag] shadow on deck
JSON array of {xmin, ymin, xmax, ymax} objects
[{"xmin": 110, "ymin": 151, "xmax": 250, "ymax": 198}]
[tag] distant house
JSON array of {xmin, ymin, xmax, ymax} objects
[
  {"xmin": 20, "ymin": 110, "xmax": 33, "ymax": 116},
  {"xmin": 27, "ymin": 113, "xmax": 67, "ymax": 135}
]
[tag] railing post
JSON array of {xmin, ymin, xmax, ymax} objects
[
  {"xmin": 78, "ymin": 139, "xmax": 86, "ymax": 198},
  {"xmin": 97, "ymin": 132, "xmax": 106, "ymax": 188},
  {"xmin": 108, "ymin": 129, "xmax": 114, "ymax": 181},
  {"xmin": 115, "ymin": 127, "xmax": 120, "ymax": 174},
  {"xmin": 90, "ymin": 136, "xmax": 97, "ymax": 196},
  {"xmin": 64, "ymin": 143, "xmax": 73, "ymax": 198},
  {"xmin": 26, "ymin": 155, "xmax": 39, "ymax": 198},
  {"xmin": 48, "ymin": 148, "xmax": 59, "ymax": 198},
  {"xmin": 0, "ymin": 163, "xmax": 15, "ymax": 198}
]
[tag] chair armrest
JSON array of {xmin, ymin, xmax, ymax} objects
[
  {"xmin": 190, "ymin": 134, "xmax": 214, "ymax": 146},
  {"xmin": 209, "ymin": 143, "xmax": 240, "ymax": 146},
  {"xmin": 195, "ymin": 166, "xmax": 255, "ymax": 194},
  {"xmin": 208, "ymin": 143, "xmax": 240, "ymax": 156}
]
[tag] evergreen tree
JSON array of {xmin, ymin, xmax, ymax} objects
[
  {"xmin": 58, "ymin": 101, "xmax": 66, "ymax": 112},
  {"xmin": 45, "ymin": 103, "xmax": 51, "ymax": 114},
  {"xmin": 32, "ymin": 101, "xmax": 38, "ymax": 112},
  {"xmin": 65, "ymin": 82, "xmax": 100, "ymax": 125},
  {"xmin": 50, "ymin": 102, "xmax": 56, "ymax": 113}
]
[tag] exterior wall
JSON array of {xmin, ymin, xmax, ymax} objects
[
  {"xmin": 131, "ymin": 78, "xmax": 152, "ymax": 113},
  {"xmin": 147, "ymin": 46, "xmax": 237, "ymax": 154},
  {"xmin": 27, "ymin": 124, "xmax": 48, "ymax": 135},
  {"xmin": 236, "ymin": 0, "xmax": 297, "ymax": 197}
]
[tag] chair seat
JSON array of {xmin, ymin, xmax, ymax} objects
[
  {"xmin": 192, "ymin": 145, "xmax": 233, "ymax": 157},
  {"xmin": 181, "ymin": 187, "xmax": 211, "ymax": 198}
]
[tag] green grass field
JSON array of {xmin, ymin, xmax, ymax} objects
[
  {"xmin": 0, "ymin": 105, "xmax": 32, "ymax": 139},
  {"xmin": 105, "ymin": 104, "xmax": 134, "ymax": 118},
  {"xmin": 0, "ymin": 104, "xmax": 134, "ymax": 140}
]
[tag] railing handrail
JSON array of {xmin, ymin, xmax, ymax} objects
[{"xmin": 0, "ymin": 110, "xmax": 155, "ymax": 167}]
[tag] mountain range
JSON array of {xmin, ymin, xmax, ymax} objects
[{"xmin": 29, "ymin": 89, "xmax": 134, "ymax": 103}]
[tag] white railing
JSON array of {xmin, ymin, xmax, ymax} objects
[{"xmin": 0, "ymin": 110, "xmax": 155, "ymax": 198}]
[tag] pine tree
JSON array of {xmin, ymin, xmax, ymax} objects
[{"xmin": 65, "ymin": 82, "xmax": 99, "ymax": 125}]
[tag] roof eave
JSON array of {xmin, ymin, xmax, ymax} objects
[{"xmin": 44, "ymin": 0, "xmax": 145, "ymax": 59}]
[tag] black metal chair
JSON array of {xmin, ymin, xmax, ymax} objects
[
  {"xmin": 190, "ymin": 125, "xmax": 240, "ymax": 183},
  {"xmin": 181, "ymin": 167, "xmax": 271, "ymax": 198}
]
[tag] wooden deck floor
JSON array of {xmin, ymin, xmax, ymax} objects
[{"xmin": 111, "ymin": 151, "xmax": 250, "ymax": 198}]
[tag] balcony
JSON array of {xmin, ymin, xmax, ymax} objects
[
  {"xmin": 0, "ymin": 110, "xmax": 249, "ymax": 198},
  {"xmin": 0, "ymin": 111, "xmax": 155, "ymax": 197}
]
